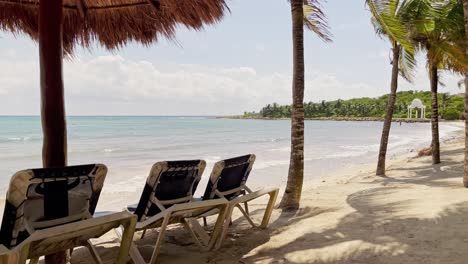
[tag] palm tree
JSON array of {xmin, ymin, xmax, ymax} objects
[
  {"xmin": 404, "ymin": 0, "xmax": 465, "ymax": 165},
  {"xmin": 367, "ymin": 0, "xmax": 416, "ymax": 176},
  {"xmin": 280, "ymin": 0, "xmax": 331, "ymax": 210},
  {"xmin": 460, "ymin": 0, "xmax": 468, "ymax": 186}
]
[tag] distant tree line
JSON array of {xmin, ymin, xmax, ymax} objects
[{"xmin": 244, "ymin": 91, "xmax": 464, "ymax": 120}]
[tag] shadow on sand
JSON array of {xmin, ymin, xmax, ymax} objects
[
  {"xmin": 72, "ymin": 146, "xmax": 468, "ymax": 264},
  {"xmin": 242, "ymin": 152, "xmax": 468, "ymax": 264}
]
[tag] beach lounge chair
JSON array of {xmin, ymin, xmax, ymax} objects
[
  {"xmin": 0, "ymin": 244, "xmax": 13, "ymax": 263},
  {"xmin": 0, "ymin": 164, "xmax": 136, "ymax": 264},
  {"xmin": 200, "ymin": 154, "xmax": 279, "ymax": 249},
  {"xmin": 119, "ymin": 160, "xmax": 229, "ymax": 264}
]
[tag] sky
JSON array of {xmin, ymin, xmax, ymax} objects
[{"xmin": 0, "ymin": 0, "xmax": 463, "ymax": 115}]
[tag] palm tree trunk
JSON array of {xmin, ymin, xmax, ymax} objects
[
  {"xmin": 464, "ymin": 71, "xmax": 468, "ymax": 187},
  {"xmin": 280, "ymin": 0, "xmax": 305, "ymax": 210},
  {"xmin": 462, "ymin": 0, "xmax": 468, "ymax": 187},
  {"xmin": 430, "ymin": 63, "xmax": 441, "ymax": 164},
  {"xmin": 40, "ymin": 0, "xmax": 68, "ymax": 263},
  {"xmin": 376, "ymin": 43, "xmax": 400, "ymax": 176}
]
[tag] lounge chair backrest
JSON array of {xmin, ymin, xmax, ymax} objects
[
  {"xmin": 134, "ymin": 160, "xmax": 206, "ymax": 221},
  {"xmin": 202, "ymin": 154, "xmax": 255, "ymax": 200},
  {"xmin": 0, "ymin": 164, "xmax": 107, "ymax": 248}
]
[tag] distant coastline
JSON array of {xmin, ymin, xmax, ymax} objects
[
  {"xmin": 217, "ymin": 115, "xmax": 434, "ymax": 123},
  {"xmin": 242, "ymin": 91, "xmax": 464, "ymax": 122}
]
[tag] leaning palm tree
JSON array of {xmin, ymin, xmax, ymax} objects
[
  {"xmin": 404, "ymin": 0, "xmax": 465, "ymax": 165},
  {"xmin": 280, "ymin": 0, "xmax": 331, "ymax": 210},
  {"xmin": 367, "ymin": 0, "xmax": 416, "ymax": 176}
]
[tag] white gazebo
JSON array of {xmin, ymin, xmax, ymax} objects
[{"xmin": 407, "ymin": 98, "xmax": 426, "ymax": 119}]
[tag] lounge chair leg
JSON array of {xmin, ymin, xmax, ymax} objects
[
  {"xmin": 209, "ymin": 203, "xmax": 229, "ymax": 250},
  {"xmin": 114, "ymin": 219, "xmax": 142, "ymax": 264},
  {"xmin": 182, "ymin": 218, "xmax": 210, "ymax": 249},
  {"xmin": 141, "ymin": 229, "xmax": 147, "ymax": 239},
  {"xmin": 260, "ymin": 189, "xmax": 279, "ymax": 228},
  {"xmin": 244, "ymin": 202, "xmax": 249, "ymax": 215},
  {"xmin": 86, "ymin": 240, "xmax": 104, "ymax": 264},
  {"xmin": 236, "ymin": 204, "xmax": 257, "ymax": 228},
  {"xmin": 128, "ymin": 243, "xmax": 146, "ymax": 264},
  {"xmin": 116, "ymin": 231, "xmax": 145, "ymax": 264},
  {"xmin": 214, "ymin": 204, "xmax": 235, "ymax": 250},
  {"xmin": 149, "ymin": 215, "xmax": 171, "ymax": 264},
  {"xmin": 16, "ymin": 243, "xmax": 30, "ymax": 264},
  {"xmin": 203, "ymin": 217, "xmax": 208, "ymax": 227}
]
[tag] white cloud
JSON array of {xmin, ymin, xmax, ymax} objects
[
  {"xmin": 366, "ymin": 49, "xmax": 391, "ymax": 60},
  {"xmin": 305, "ymin": 73, "xmax": 377, "ymax": 101},
  {"xmin": 255, "ymin": 44, "xmax": 266, "ymax": 52},
  {"xmin": 0, "ymin": 54, "xmax": 394, "ymax": 115}
]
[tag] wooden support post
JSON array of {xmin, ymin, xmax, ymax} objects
[
  {"xmin": 39, "ymin": 0, "xmax": 68, "ymax": 263},
  {"xmin": 39, "ymin": 0, "xmax": 67, "ymax": 168}
]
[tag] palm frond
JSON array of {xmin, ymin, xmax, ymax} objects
[
  {"xmin": 366, "ymin": 0, "xmax": 414, "ymax": 53},
  {"xmin": 402, "ymin": 0, "xmax": 467, "ymax": 78},
  {"xmin": 399, "ymin": 44, "xmax": 417, "ymax": 82},
  {"xmin": 303, "ymin": 0, "xmax": 332, "ymax": 42},
  {"xmin": 366, "ymin": 0, "xmax": 417, "ymax": 80}
]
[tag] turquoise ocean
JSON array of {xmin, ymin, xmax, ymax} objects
[{"xmin": 0, "ymin": 116, "xmax": 462, "ymax": 209}]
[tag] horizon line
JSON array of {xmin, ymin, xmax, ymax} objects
[{"xmin": 0, "ymin": 115, "xmax": 228, "ymax": 117}]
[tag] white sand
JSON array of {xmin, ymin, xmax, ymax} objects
[{"xmin": 6, "ymin": 130, "xmax": 468, "ymax": 264}]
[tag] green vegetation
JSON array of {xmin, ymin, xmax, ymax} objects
[{"xmin": 244, "ymin": 91, "xmax": 464, "ymax": 120}]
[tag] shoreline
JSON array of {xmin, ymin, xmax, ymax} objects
[
  {"xmin": 218, "ymin": 115, "xmax": 444, "ymax": 123},
  {"xmin": 1, "ymin": 124, "xmax": 466, "ymax": 263},
  {"xmin": 314, "ymin": 124, "xmax": 464, "ymax": 188},
  {"xmin": 70, "ymin": 124, "xmax": 468, "ymax": 263}
]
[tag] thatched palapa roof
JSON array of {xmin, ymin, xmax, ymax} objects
[{"xmin": 0, "ymin": 0, "xmax": 228, "ymax": 53}]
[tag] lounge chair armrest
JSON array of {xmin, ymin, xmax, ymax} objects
[
  {"xmin": 138, "ymin": 198, "xmax": 229, "ymax": 229},
  {"xmin": 0, "ymin": 245, "xmax": 9, "ymax": 254},
  {"xmin": 230, "ymin": 187, "xmax": 279, "ymax": 205},
  {"xmin": 171, "ymin": 198, "xmax": 228, "ymax": 212},
  {"xmin": 16, "ymin": 211, "xmax": 136, "ymax": 247}
]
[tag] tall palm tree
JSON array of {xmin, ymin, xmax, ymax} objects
[
  {"xmin": 280, "ymin": 0, "xmax": 331, "ymax": 210},
  {"xmin": 404, "ymin": 0, "xmax": 465, "ymax": 165},
  {"xmin": 367, "ymin": 0, "xmax": 416, "ymax": 176},
  {"xmin": 459, "ymin": 0, "xmax": 468, "ymax": 186}
]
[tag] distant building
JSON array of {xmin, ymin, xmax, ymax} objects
[{"xmin": 407, "ymin": 99, "xmax": 426, "ymax": 119}]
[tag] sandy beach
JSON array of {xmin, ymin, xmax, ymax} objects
[{"xmin": 23, "ymin": 127, "xmax": 457, "ymax": 263}]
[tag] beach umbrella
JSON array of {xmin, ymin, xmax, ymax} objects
[
  {"xmin": 0, "ymin": 0, "xmax": 228, "ymax": 262},
  {"xmin": 0, "ymin": 0, "xmax": 228, "ymax": 169},
  {"xmin": 0, "ymin": 0, "xmax": 228, "ymax": 53}
]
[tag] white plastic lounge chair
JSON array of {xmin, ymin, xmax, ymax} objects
[
  {"xmin": 200, "ymin": 154, "xmax": 279, "ymax": 249},
  {"xmin": 0, "ymin": 164, "xmax": 137, "ymax": 264},
  {"xmin": 119, "ymin": 160, "xmax": 229, "ymax": 264}
]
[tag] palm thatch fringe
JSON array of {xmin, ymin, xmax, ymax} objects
[{"xmin": 0, "ymin": 0, "xmax": 228, "ymax": 53}]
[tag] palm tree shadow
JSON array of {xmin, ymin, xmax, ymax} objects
[
  {"xmin": 370, "ymin": 158, "xmax": 463, "ymax": 188},
  {"xmin": 244, "ymin": 186, "xmax": 468, "ymax": 264},
  {"xmin": 198, "ymin": 206, "xmax": 337, "ymax": 263},
  {"xmin": 69, "ymin": 206, "xmax": 336, "ymax": 263}
]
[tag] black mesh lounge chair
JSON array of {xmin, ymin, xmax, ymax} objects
[
  {"xmin": 0, "ymin": 164, "xmax": 136, "ymax": 264},
  {"xmin": 200, "ymin": 154, "xmax": 279, "ymax": 249},
  {"xmin": 117, "ymin": 160, "xmax": 229, "ymax": 264}
]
